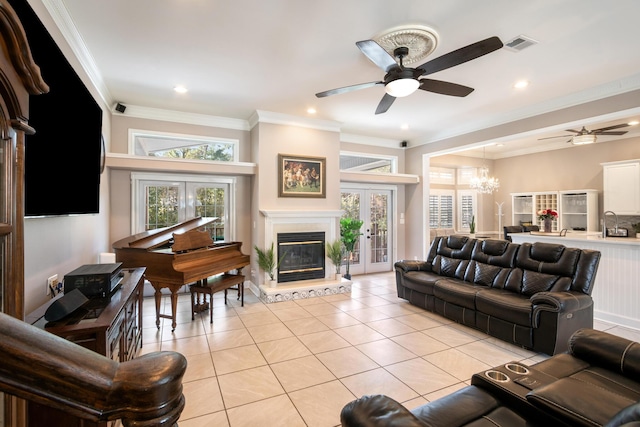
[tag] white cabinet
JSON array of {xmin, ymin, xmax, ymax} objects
[
  {"xmin": 602, "ymin": 160, "xmax": 640, "ymax": 214},
  {"xmin": 559, "ymin": 190, "xmax": 599, "ymax": 232},
  {"xmin": 511, "ymin": 194, "xmax": 533, "ymax": 226},
  {"xmin": 511, "ymin": 192, "xmax": 558, "ymax": 231}
]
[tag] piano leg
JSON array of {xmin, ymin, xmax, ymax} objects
[{"xmin": 149, "ymin": 281, "xmax": 183, "ymax": 332}]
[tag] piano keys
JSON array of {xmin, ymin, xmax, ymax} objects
[{"xmin": 112, "ymin": 217, "xmax": 250, "ymax": 331}]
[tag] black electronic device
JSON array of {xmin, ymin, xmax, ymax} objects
[
  {"xmin": 63, "ymin": 263, "xmax": 124, "ymax": 298},
  {"xmin": 44, "ymin": 288, "xmax": 89, "ymax": 322}
]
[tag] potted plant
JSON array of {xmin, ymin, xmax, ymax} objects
[
  {"xmin": 469, "ymin": 215, "xmax": 476, "ymax": 236},
  {"xmin": 326, "ymin": 239, "xmax": 344, "ymax": 280},
  {"xmin": 632, "ymin": 223, "xmax": 640, "ymax": 238},
  {"xmin": 340, "ymin": 217, "xmax": 364, "ymax": 280},
  {"xmin": 254, "ymin": 242, "xmax": 284, "ymax": 287}
]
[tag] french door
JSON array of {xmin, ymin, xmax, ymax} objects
[
  {"xmin": 340, "ymin": 185, "xmax": 394, "ymax": 275},
  {"xmin": 132, "ymin": 173, "xmax": 235, "ymax": 240}
]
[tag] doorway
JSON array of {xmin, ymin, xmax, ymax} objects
[{"xmin": 341, "ymin": 185, "xmax": 395, "ymax": 275}]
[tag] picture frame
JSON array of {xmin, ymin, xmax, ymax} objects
[{"xmin": 278, "ymin": 154, "xmax": 326, "ymax": 198}]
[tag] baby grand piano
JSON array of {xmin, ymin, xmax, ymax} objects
[{"xmin": 112, "ymin": 217, "xmax": 250, "ymax": 331}]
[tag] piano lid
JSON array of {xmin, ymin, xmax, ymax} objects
[{"xmin": 112, "ymin": 217, "xmax": 218, "ymax": 251}]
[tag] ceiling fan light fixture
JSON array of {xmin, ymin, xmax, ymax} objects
[
  {"xmin": 572, "ymin": 134, "xmax": 597, "ymax": 145},
  {"xmin": 385, "ymin": 78, "xmax": 419, "ymax": 97}
]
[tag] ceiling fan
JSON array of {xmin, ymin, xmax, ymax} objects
[
  {"xmin": 538, "ymin": 123, "xmax": 631, "ymax": 145},
  {"xmin": 315, "ymin": 36, "xmax": 504, "ymax": 115}
]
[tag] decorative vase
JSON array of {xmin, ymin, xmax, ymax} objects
[
  {"xmin": 543, "ymin": 218, "xmax": 552, "ymax": 233},
  {"xmin": 335, "ymin": 273, "xmax": 342, "ymax": 281}
]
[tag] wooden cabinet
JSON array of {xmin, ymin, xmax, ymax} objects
[
  {"xmin": 559, "ymin": 190, "xmax": 599, "ymax": 233},
  {"xmin": 26, "ymin": 267, "xmax": 145, "ymax": 426},
  {"xmin": 602, "ymin": 160, "xmax": 640, "ymax": 214}
]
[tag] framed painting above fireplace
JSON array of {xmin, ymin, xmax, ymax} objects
[{"xmin": 278, "ymin": 154, "xmax": 326, "ymax": 198}]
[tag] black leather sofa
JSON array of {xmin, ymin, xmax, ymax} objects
[
  {"xmin": 394, "ymin": 235, "xmax": 601, "ymax": 355},
  {"xmin": 340, "ymin": 328, "xmax": 640, "ymax": 427}
]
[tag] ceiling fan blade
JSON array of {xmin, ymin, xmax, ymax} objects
[
  {"xmin": 375, "ymin": 93, "xmax": 396, "ymax": 115},
  {"xmin": 594, "ymin": 131, "xmax": 628, "ymax": 136},
  {"xmin": 419, "ymin": 79, "xmax": 474, "ymax": 97},
  {"xmin": 356, "ymin": 40, "xmax": 398, "ymax": 72},
  {"xmin": 315, "ymin": 81, "xmax": 383, "ymax": 98},
  {"xmin": 537, "ymin": 134, "xmax": 574, "ymax": 141},
  {"xmin": 416, "ymin": 36, "xmax": 503, "ymax": 76},
  {"xmin": 564, "ymin": 129, "xmax": 582, "ymax": 134},
  {"xmin": 592, "ymin": 123, "xmax": 630, "ymax": 133}
]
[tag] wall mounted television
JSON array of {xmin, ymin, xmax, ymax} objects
[{"xmin": 11, "ymin": 0, "xmax": 103, "ymax": 217}]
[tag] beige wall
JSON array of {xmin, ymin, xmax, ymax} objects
[{"xmin": 108, "ymin": 116, "xmax": 252, "ymax": 245}]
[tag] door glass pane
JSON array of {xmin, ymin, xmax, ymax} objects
[
  {"xmin": 145, "ymin": 185, "xmax": 180, "ymax": 230},
  {"xmin": 370, "ymin": 193, "xmax": 388, "ymax": 263},
  {"xmin": 195, "ymin": 187, "xmax": 226, "ymax": 241},
  {"xmin": 340, "ymin": 192, "xmax": 361, "ymax": 266}
]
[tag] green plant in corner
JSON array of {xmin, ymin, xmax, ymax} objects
[
  {"xmin": 326, "ymin": 239, "xmax": 344, "ymax": 275},
  {"xmin": 632, "ymin": 223, "xmax": 640, "ymax": 233},
  {"xmin": 469, "ymin": 215, "xmax": 476, "ymax": 234},
  {"xmin": 254, "ymin": 242, "xmax": 285, "ymax": 282},
  {"xmin": 340, "ymin": 217, "xmax": 364, "ymax": 280}
]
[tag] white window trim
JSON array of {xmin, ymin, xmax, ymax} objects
[
  {"xmin": 130, "ymin": 172, "xmax": 237, "ymax": 238},
  {"xmin": 128, "ymin": 128, "xmax": 240, "ymax": 162}
]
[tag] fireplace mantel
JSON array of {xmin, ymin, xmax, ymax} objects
[{"xmin": 260, "ymin": 210, "xmax": 343, "ymax": 218}]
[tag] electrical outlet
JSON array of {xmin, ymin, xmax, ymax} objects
[{"xmin": 47, "ymin": 274, "xmax": 58, "ymax": 296}]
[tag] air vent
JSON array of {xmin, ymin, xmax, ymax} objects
[{"xmin": 504, "ymin": 35, "xmax": 538, "ymax": 52}]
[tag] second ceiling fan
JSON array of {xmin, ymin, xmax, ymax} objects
[
  {"xmin": 315, "ymin": 36, "xmax": 504, "ymax": 114},
  {"xmin": 538, "ymin": 123, "xmax": 632, "ymax": 144}
]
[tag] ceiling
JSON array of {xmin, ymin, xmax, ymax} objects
[{"xmin": 34, "ymin": 0, "xmax": 640, "ymax": 159}]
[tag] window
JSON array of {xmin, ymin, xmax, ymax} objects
[
  {"xmin": 429, "ymin": 167, "xmax": 456, "ymax": 185},
  {"xmin": 129, "ymin": 129, "xmax": 239, "ymax": 162},
  {"xmin": 340, "ymin": 151, "xmax": 397, "ymax": 173},
  {"xmin": 458, "ymin": 190, "xmax": 477, "ymax": 231},
  {"xmin": 132, "ymin": 172, "xmax": 236, "ymax": 241},
  {"xmin": 429, "ymin": 190, "xmax": 454, "ymax": 229}
]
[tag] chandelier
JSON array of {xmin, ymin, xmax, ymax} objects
[{"xmin": 469, "ymin": 147, "xmax": 499, "ymax": 194}]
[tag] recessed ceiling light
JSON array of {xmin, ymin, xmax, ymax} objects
[
  {"xmin": 400, "ymin": 123, "xmax": 409, "ymax": 130},
  {"xmin": 307, "ymin": 107, "xmax": 316, "ymax": 114},
  {"xmin": 513, "ymin": 80, "xmax": 529, "ymax": 89},
  {"xmin": 628, "ymin": 120, "xmax": 639, "ymax": 126},
  {"xmin": 174, "ymin": 86, "xmax": 187, "ymax": 93}
]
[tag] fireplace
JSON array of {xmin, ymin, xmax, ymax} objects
[{"xmin": 277, "ymin": 231, "xmax": 325, "ymax": 283}]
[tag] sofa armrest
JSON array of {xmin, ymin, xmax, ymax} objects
[
  {"xmin": 340, "ymin": 395, "xmax": 426, "ymax": 427},
  {"xmin": 530, "ymin": 291, "xmax": 592, "ymax": 327},
  {"xmin": 526, "ymin": 377, "xmax": 636, "ymax": 427},
  {"xmin": 394, "ymin": 260, "xmax": 431, "ymax": 273},
  {"xmin": 568, "ymin": 328, "xmax": 640, "ymax": 382}
]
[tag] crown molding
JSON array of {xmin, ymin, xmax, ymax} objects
[
  {"xmin": 249, "ymin": 110, "xmax": 341, "ymax": 133},
  {"xmin": 115, "ymin": 105, "xmax": 250, "ymax": 131},
  {"xmin": 42, "ymin": 0, "xmax": 113, "ymax": 107}
]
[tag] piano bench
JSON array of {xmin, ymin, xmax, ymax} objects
[{"xmin": 190, "ymin": 273, "xmax": 245, "ymax": 323}]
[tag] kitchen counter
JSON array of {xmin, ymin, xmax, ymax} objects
[{"xmin": 510, "ymin": 233, "xmax": 640, "ymax": 330}]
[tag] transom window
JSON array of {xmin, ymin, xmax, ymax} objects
[
  {"xmin": 340, "ymin": 151, "xmax": 397, "ymax": 173},
  {"xmin": 129, "ymin": 129, "xmax": 239, "ymax": 162}
]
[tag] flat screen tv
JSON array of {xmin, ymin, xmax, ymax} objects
[{"xmin": 11, "ymin": 0, "xmax": 103, "ymax": 217}]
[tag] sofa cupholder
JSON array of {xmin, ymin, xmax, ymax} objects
[
  {"xmin": 485, "ymin": 370, "xmax": 510, "ymax": 382},
  {"xmin": 505, "ymin": 363, "xmax": 530, "ymax": 375}
]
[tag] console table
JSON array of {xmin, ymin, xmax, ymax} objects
[{"xmin": 25, "ymin": 267, "xmax": 146, "ymax": 426}]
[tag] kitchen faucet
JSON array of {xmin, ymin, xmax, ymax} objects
[{"xmin": 602, "ymin": 210, "xmax": 619, "ymax": 238}]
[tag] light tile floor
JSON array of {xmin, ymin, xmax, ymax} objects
[{"xmin": 138, "ymin": 272, "xmax": 640, "ymax": 427}]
